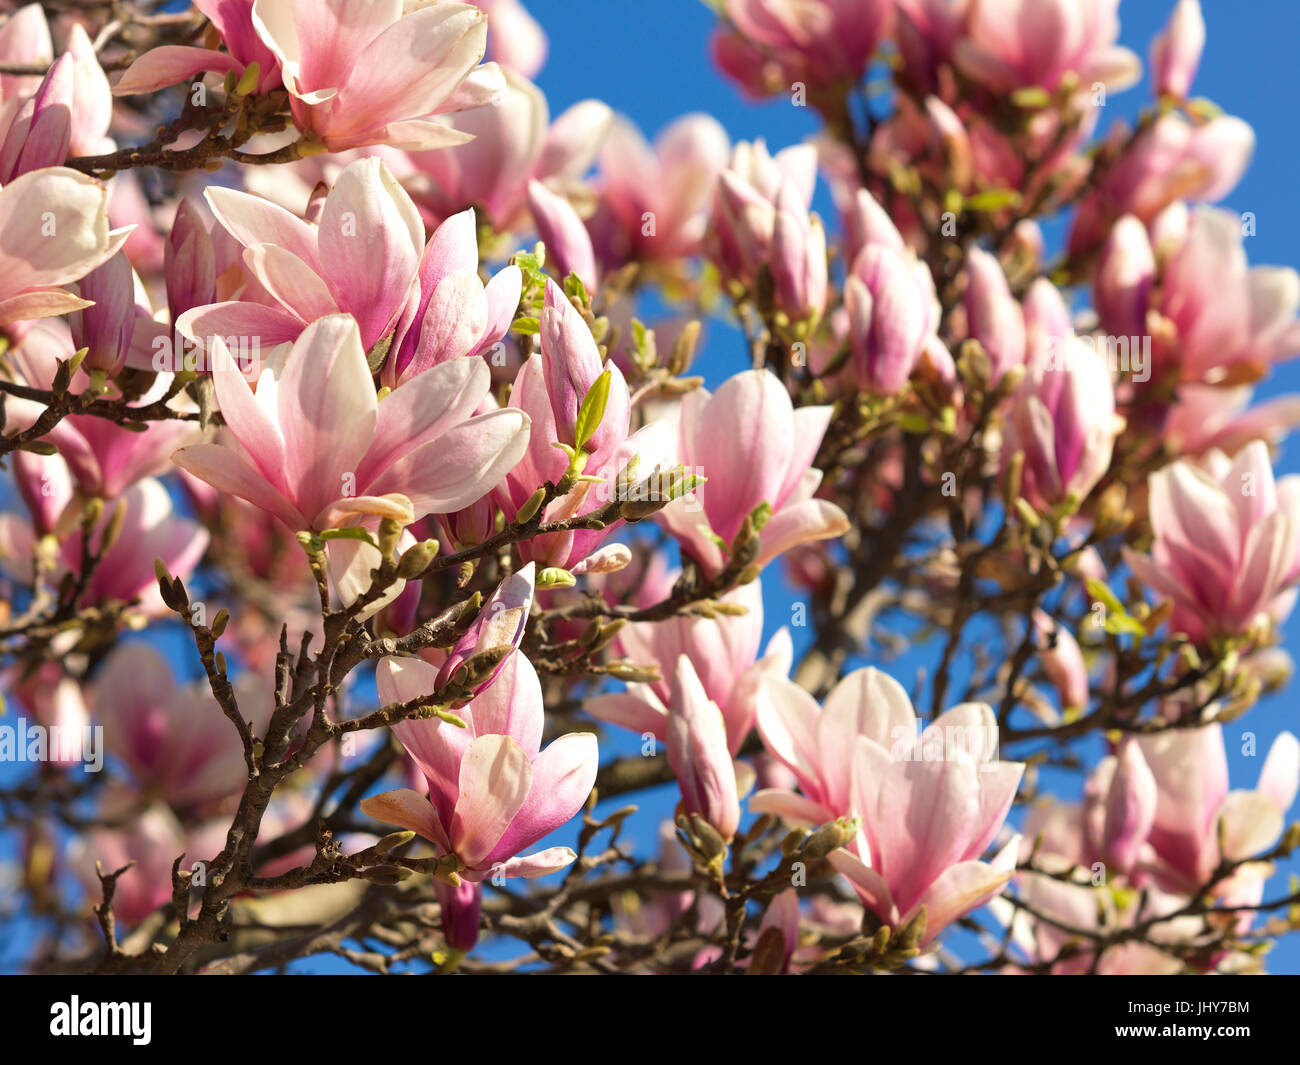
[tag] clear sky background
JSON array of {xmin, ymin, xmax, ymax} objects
[{"xmin": 528, "ymin": 0, "xmax": 1300, "ymax": 974}]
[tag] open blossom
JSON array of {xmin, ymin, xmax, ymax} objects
[
  {"xmin": 1136, "ymin": 723, "xmax": 1299, "ymax": 891},
  {"xmin": 0, "ymin": 166, "xmax": 127, "ymax": 326},
  {"xmin": 360, "ymin": 653, "xmax": 598, "ymax": 881},
  {"xmin": 753, "ymin": 667, "xmax": 1024, "ymax": 942},
  {"xmin": 405, "ymin": 68, "xmax": 612, "ymax": 231},
  {"xmin": 1000, "ymin": 719, "xmax": 1298, "ymax": 971},
  {"xmin": 382, "ymin": 206, "xmax": 521, "ymax": 388},
  {"xmin": 1124, "ymin": 442, "xmax": 1300, "ymax": 644},
  {"xmin": 589, "ymin": 113, "xmax": 730, "ymax": 268},
  {"xmin": 656, "ymin": 369, "xmax": 849, "ymax": 578},
  {"xmin": 250, "ymin": 0, "xmax": 503, "ymax": 152},
  {"xmin": 711, "ymin": 0, "xmax": 890, "ymax": 102},
  {"xmin": 173, "ymin": 313, "xmax": 530, "ymax": 534},
  {"xmin": 180, "ymin": 157, "xmax": 426, "ymax": 352},
  {"xmin": 93, "ymin": 643, "xmax": 273, "ymax": 810},
  {"xmin": 1096, "ymin": 207, "xmax": 1300, "ymax": 385},
  {"xmin": 585, "ymin": 577, "xmax": 792, "ymax": 755},
  {"xmin": 999, "ymin": 836, "xmax": 1210, "ymax": 974}
]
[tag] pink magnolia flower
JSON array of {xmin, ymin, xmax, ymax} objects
[
  {"xmin": 952, "ymin": 0, "xmax": 1140, "ymax": 94},
  {"xmin": 655, "ymin": 369, "xmax": 849, "ymax": 577},
  {"xmin": 0, "ymin": 166, "xmax": 127, "ymax": 326},
  {"xmin": 472, "ymin": 0, "xmax": 546, "ymax": 78},
  {"xmin": 1031, "ymin": 609, "xmax": 1088, "ymax": 711},
  {"xmin": 666, "ymin": 656, "xmax": 742, "ymax": 842},
  {"xmin": 1, "ymin": 662, "xmax": 92, "ymax": 768},
  {"xmin": 1123, "ymin": 442, "xmax": 1300, "ymax": 644},
  {"xmin": 527, "ymin": 179, "xmax": 598, "ymax": 294},
  {"xmin": 1096, "ymin": 207, "xmax": 1300, "ymax": 385},
  {"xmin": 894, "ymin": 0, "xmax": 970, "ymax": 92},
  {"xmin": 755, "ymin": 889, "xmax": 801, "ymax": 973},
  {"xmin": 180, "ymin": 157, "xmax": 426, "ymax": 352},
  {"xmin": 173, "ymin": 313, "xmax": 530, "ymax": 534},
  {"xmin": 1149, "ymin": 0, "xmax": 1204, "ymax": 100},
  {"xmin": 711, "ymin": 0, "xmax": 891, "ymax": 103},
  {"xmin": 964, "ymin": 246, "xmax": 1026, "ymax": 383},
  {"xmin": 360, "ymin": 652, "xmax": 599, "ymax": 881},
  {"xmin": 67, "ymin": 249, "xmax": 135, "ymax": 376},
  {"xmin": 429, "ymin": 562, "xmax": 534, "ymax": 698},
  {"xmin": 405, "ymin": 68, "xmax": 611, "ymax": 232},
  {"xmin": 113, "ymin": 0, "xmax": 283, "ymax": 97},
  {"xmin": 1068, "ymin": 113, "xmax": 1254, "ymax": 257},
  {"xmin": 498, "ymin": 279, "xmax": 664, "ymax": 570},
  {"xmin": 59, "ymin": 24, "xmax": 112, "ymax": 157},
  {"xmin": 752, "ymin": 667, "xmax": 1024, "ymax": 942},
  {"xmin": 0, "ymin": 52, "xmax": 71, "ymax": 181},
  {"xmin": 999, "ymin": 844, "xmax": 1203, "ymax": 974},
  {"xmin": 382, "ymin": 207, "xmax": 521, "ymax": 388},
  {"xmin": 589, "ymin": 113, "xmax": 730, "ymax": 268},
  {"xmin": 1136, "ymin": 723, "xmax": 1299, "ymax": 891},
  {"xmin": 93, "ymin": 642, "xmax": 273, "ymax": 810},
  {"xmin": 250, "ymin": 0, "xmax": 503, "ymax": 152},
  {"xmin": 163, "ymin": 198, "xmax": 219, "ymax": 322},
  {"xmin": 1086, "ymin": 739, "xmax": 1159, "ymax": 876},
  {"xmin": 706, "ymin": 140, "xmax": 823, "ymax": 320},
  {"xmin": 585, "ymin": 577, "xmax": 792, "ymax": 755},
  {"xmin": 611, "ymin": 821, "xmax": 717, "ymax": 941},
  {"xmin": 435, "ymin": 877, "xmax": 483, "ymax": 952},
  {"xmin": 0, "ymin": 4, "xmax": 52, "ymax": 110},
  {"xmin": 0, "ymin": 476, "xmax": 210, "ymax": 618},
  {"xmin": 1165, "ymin": 385, "xmax": 1300, "ymax": 459},
  {"xmin": 845, "ymin": 238, "xmax": 947, "ymax": 396},
  {"xmin": 1003, "ymin": 284, "xmax": 1124, "ymax": 510}
]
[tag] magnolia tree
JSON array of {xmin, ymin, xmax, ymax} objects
[{"xmin": 0, "ymin": 0, "xmax": 1298, "ymax": 977}]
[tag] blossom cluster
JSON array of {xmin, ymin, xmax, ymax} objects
[{"xmin": 0, "ymin": 0, "xmax": 1297, "ymax": 977}]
